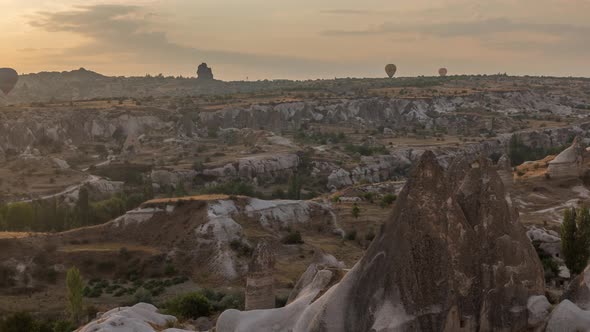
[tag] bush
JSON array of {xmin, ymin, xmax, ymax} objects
[
  {"xmin": 344, "ymin": 144, "xmax": 387, "ymax": 156},
  {"xmin": 351, "ymin": 203, "xmax": 360, "ymax": 218},
  {"xmin": 164, "ymin": 292, "xmax": 212, "ymax": 320},
  {"xmin": 363, "ymin": 192, "xmax": 374, "ymax": 203},
  {"xmin": 275, "ymin": 295, "xmax": 289, "ymax": 308},
  {"xmin": 229, "ymin": 240, "xmax": 253, "ymax": 257},
  {"xmin": 380, "ymin": 194, "xmax": 397, "ymax": 208},
  {"xmin": 203, "ymin": 180, "xmax": 258, "ymax": 197},
  {"xmin": 0, "ymin": 312, "xmax": 37, "ymax": 332},
  {"xmin": 133, "ymin": 288, "xmax": 153, "ymax": 304},
  {"xmin": 164, "ymin": 264, "xmax": 177, "ymax": 276},
  {"xmin": 345, "ymin": 230, "xmax": 357, "ymax": 241},
  {"xmin": 365, "ymin": 229, "xmax": 376, "ymax": 242},
  {"xmin": 216, "ymin": 293, "xmax": 244, "ymax": 311},
  {"xmin": 52, "ymin": 320, "xmax": 75, "ymax": 332},
  {"xmin": 281, "ymin": 231, "xmax": 304, "ymax": 245}
]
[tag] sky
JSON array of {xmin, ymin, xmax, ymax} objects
[{"xmin": 1, "ymin": 0, "xmax": 589, "ymax": 80}]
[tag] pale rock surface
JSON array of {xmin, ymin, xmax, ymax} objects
[
  {"xmin": 547, "ymin": 136, "xmax": 584, "ymax": 179},
  {"xmin": 76, "ymin": 303, "xmax": 193, "ymax": 332},
  {"xmin": 563, "ymin": 264, "xmax": 590, "ymax": 310},
  {"xmin": 527, "ymin": 295, "xmax": 552, "ymax": 329},
  {"xmin": 52, "ymin": 157, "xmax": 70, "ymax": 169},
  {"xmin": 545, "ymin": 300, "xmax": 590, "ymax": 332}
]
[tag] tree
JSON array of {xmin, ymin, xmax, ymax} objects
[
  {"xmin": 562, "ymin": 208, "xmax": 578, "ymax": 272},
  {"xmin": 66, "ymin": 267, "xmax": 84, "ymax": 324},
  {"xmin": 561, "ymin": 207, "xmax": 590, "ymax": 275},
  {"xmin": 576, "ymin": 207, "xmax": 590, "ymax": 271},
  {"xmin": 352, "ymin": 203, "xmax": 361, "ymax": 219},
  {"xmin": 76, "ymin": 186, "xmax": 90, "ymax": 226},
  {"xmin": 287, "ymin": 174, "xmax": 302, "ymax": 200},
  {"xmin": 174, "ymin": 181, "xmax": 188, "ymax": 197},
  {"xmin": 5, "ymin": 202, "xmax": 34, "ymax": 231}
]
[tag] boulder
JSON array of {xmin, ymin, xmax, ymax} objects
[
  {"xmin": 547, "ymin": 136, "xmax": 584, "ymax": 179},
  {"xmin": 77, "ymin": 303, "xmax": 188, "ymax": 332},
  {"xmin": 527, "ymin": 295, "xmax": 551, "ymax": 329},
  {"xmin": 546, "ymin": 300, "xmax": 590, "ymax": 332},
  {"xmin": 562, "ymin": 264, "xmax": 590, "ymax": 310}
]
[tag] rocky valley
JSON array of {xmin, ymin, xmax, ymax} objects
[{"xmin": 1, "ymin": 73, "xmax": 590, "ymax": 332}]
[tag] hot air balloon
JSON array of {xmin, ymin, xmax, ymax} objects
[
  {"xmin": 385, "ymin": 64, "xmax": 397, "ymax": 78},
  {"xmin": 0, "ymin": 68, "xmax": 18, "ymax": 95},
  {"xmin": 438, "ymin": 68, "xmax": 448, "ymax": 77}
]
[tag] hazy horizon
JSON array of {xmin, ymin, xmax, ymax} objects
[{"xmin": 2, "ymin": 0, "xmax": 590, "ymax": 80}]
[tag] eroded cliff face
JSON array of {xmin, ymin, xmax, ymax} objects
[
  {"xmin": 1, "ymin": 96, "xmax": 588, "ymax": 191},
  {"xmin": 198, "ymin": 90, "xmax": 576, "ymax": 133},
  {"xmin": 218, "ymin": 152, "xmax": 545, "ymax": 332}
]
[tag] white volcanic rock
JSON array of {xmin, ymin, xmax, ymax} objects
[
  {"xmin": 563, "ymin": 264, "xmax": 590, "ymax": 310},
  {"xmin": 203, "ymin": 164, "xmax": 238, "ymax": 178},
  {"xmin": 237, "ymin": 153, "xmax": 299, "ymax": 181},
  {"xmin": 548, "ymin": 136, "xmax": 584, "ymax": 179},
  {"xmin": 76, "ymin": 303, "xmax": 191, "ymax": 332},
  {"xmin": 86, "ymin": 178, "xmax": 125, "ymax": 200},
  {"xmin": 151, "ymin": 169, "xmax": 197, "ymax": 188},
  {"xmin": 245, "ymin": 198, "xmax": 338, "ymax": 231},
  {"xmin": 546, "ymin": 300, "xmax": 590, "ymax": 332},
  {"xmin": 52, "ymin": 157, "xmax": 70, "ymax": 169},
  {"xmin": 196, "ymin": 198, "xmax": 340, "ymax": 280},
  {"xmin": 217, "ymin": 268, "xmax": 337, "ymax": 332},
  {"xmin": 327, "ymin": 168, "xmax": 353, "ymax": 189},
  {"xmin": 527, "ymin": 295, "xmax": 552, "ymax": 329}
]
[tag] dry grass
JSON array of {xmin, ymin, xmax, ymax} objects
[
  {"xmin": 515, "ymin": 155, "xmax": 556, "ymax": 179},
  {"xmin": 0, "ymin": 232, "xmax": 39, "ymax": 239},
  {"xmin": 144, "ymin": 194, "xmax": 234, "ymax": 205}
]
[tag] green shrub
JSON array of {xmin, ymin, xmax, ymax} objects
[
  {"xmin": 164, "ymin": 264, "xmax": 177, "ymax": 276},
  {"xmin": 229, "ymin": 240, "xmax": 253, "ymax": 257},
  {"xmin": 275, "ymin": 295, "xmax": 289, "ymax": 308},
  {"xmin": 164, "ymin": 292, "xmax": 212, "ymax": 320},
  {"xmin": 52, "ymin": 320, "xmax": 75, "ymax": 332},
  {"xmin": 133, "ymin": 288, "xmax": 153, "ymax": 304},
  {"xmin": 281, "ymin": 231, "xmax": 304, "ymax": 245},
  {"xmin": 363, "ymin": 192, "xmax": 374, "ymax": 203},
  {"xmin": 0, "ymin": 312, "xmax": 37, "ymax": 332},
  {"xmin": 345, "ymin": 230, "xmax": 357, "ymax": 241},
  {"xmin": 216, "ymin": 293, "xmax": 244, "ymax": 311},
  {"xmin": 380, "ymin": 194, "xmax": 397, "ymax": 207},
  {"xmin": 365, "ymin": 229, "xmax": 376, "ymax": 242}
]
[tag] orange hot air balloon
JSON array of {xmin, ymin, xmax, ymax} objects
[
  {"xmin": 0, "ymin": 68, "xmax": 18, "ymax": 95},
  {"xmin": 438, "ymin": 68, "xmax": 448, "ymax": 77},
  {"xmin": 385, "ymin": 64, "xmax": 397, "ymax": 78}
]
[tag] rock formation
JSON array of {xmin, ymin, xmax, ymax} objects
[
  {"xmin": 562, "ymin": 264, "xmax": 590, "ymax": 310},
  {"xmin": 217, "ymin": 151, "xmax": 545, "ymax": 331},
  {"xmin": 245, "ymin": 241, "xmax": 275, "ymax": 310},
  {"xmin": 545, "ymin": 300, "xmax": 590, "ymax": 331},
  {"xmin": 77, "ymin": 303, "xmax": 189, "ymax": 332},
  {"xmin": 496, "ymin": 154, "xmax": 514, "ymax": 190},
  {"xmin": 197, "ymin": 63, "xmax": 214, "ymax": 80},
  {"xmin": 547, "ymin": 136, "xmax": 584, "ymax": 179}
]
